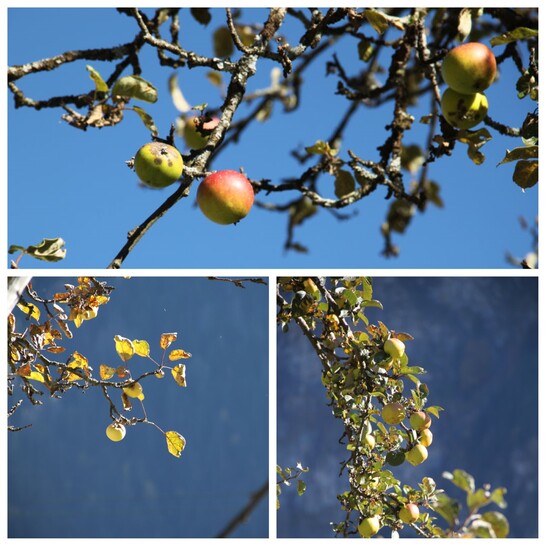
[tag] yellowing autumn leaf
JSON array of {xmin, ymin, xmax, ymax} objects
[
  {"xmin": 100, "ymin": 364, "xmax": 116, "ymax": 380},
  {"xmin": 171, "ymin": 364, "xmax": 187, "ymax": 387},
  {"xmin": 133, "ymin": 339, "xmax": 150, "ymax": 357},
  {"xmin": 165, "ymin": 431, "xmax": 186, "ymax": 458},
  {"xmin": 17, "ymin": 364, "xmax": 45, "ymax": 383},
  {"xmin": 114, "ymin": 335, "xmax": 134, "ymax": 362},
  {"xmin": 17, "ymin": 302, "xmax": 40, "ymax": 321},
  {"xmin": 65, "ymin": 351, "xmax": 89, "ymax": 381},
  {"xmin": 169, "ymin": 349, "xmax": 192, "ymax": 361},
  {"xmin": 160, "ymin": 332, "xmax": 177, "ymax": 349}
]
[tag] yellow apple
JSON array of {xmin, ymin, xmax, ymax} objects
[
  {"xmin": 409, "ymin": 411, "xmax": 432, "ymax": 432},
  {"xmin": 134, "ymin": 142, "xmax": 183, "ymax": 188},
  {"xmin": 384, "ymin": 338, "xmax": 405, "ymax": 359},
  {"xmin": 106, "ymin": 422, "xmax": 126, "ymax": 442},
  {"xmin": 399, "ymin": 503, "xmax": 420, "ymax": 524},
  {"xmin": 419, "ymin": 429, "xmax": 433, "ymax": 447},
  {"xmin": 406, "ymin": 444, "xmax": 428, "ymax": 466},
  {"xmin": 358, "ymin": 515, "xmax": 381, "ymax": 537},
  {"xmin": 441, "ymin": 88, "xmax": 488, "ymax": 130},
  {"xmin": 382, "ymin": 402, "xmax": 405, "ymax": 425}
]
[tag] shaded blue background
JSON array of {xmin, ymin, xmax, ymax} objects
[
  {"xmin": 277, "ymin": 277, "xmax": 538, "ymax": 538},
  {"xmin": 8, "ymin": 277, "xmax": 268, "ymax": 538},
  {"xmin": 8, "ymin": 8, "xmax": 537, "ymax": 269}
]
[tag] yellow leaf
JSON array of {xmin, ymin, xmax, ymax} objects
[
  {"xmin": 100, "ymin": 364, "xmax": 116, "ymax": 380},
  {"xmin": 169, "ymin": 349, "xmax": 192, "ymax": 361},
  {"xmin": 46, "ymin": 346, "xmax": 66, "ymax": 354},
  {"xmin": 171, "ymin": 364, "xmax": 187, "ymax": 387},
  {"xmin": 17, "ymin": 302, "xmax": 40, "ymax": 321},
  {"xmin": 114, "ymin": 335, "xmax": 134, "ymax": 362},
  {"xmin": 65, "ymin": 351, "xmax": 89, "ymax": 381},
  {"xmin": 28, "ymin": 371, "xmax": 45, "ymax": 383},
  {"xmin": 165, "ymin": 431, "xmax": 186, "ymax": 458},
  {"xmin": 160, "ymin": 332, "xmax": 177, "ymax": 349},
  {"xmin": 133, "ymin": 339, "xmax": 150, "ymax": 357},
  {"xmin": 69, "ymin": 308, "xmax": 85, "ymax": 328}
]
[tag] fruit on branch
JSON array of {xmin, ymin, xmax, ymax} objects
[
  {"xmin": 358, "ymin": 515, "xmax": 381, "ymax": 538},
  {"xmin": 419, "ymin": 428, "xmax": 433, "ymax": 447},
  {"xmin": 197, "ymin": 170, "xmax": 255, "ymax": 225},
  {"xmin": 399, "ymin": 503, "xmax": 420, "ymax": 524},
  {"xmin": 441, "ymin": 42, "xmax": 497, "ymax": 95},
  {"xmin": 183, "ymin": 116, "xmax": 220, "ymax": 150},
  {"xmin": 440, "ymin": 88, "xmax": 488, "ymax": 130},
  {"xmin": 406, "ymin": 444, "xmax": 428, "ymax": 466},
  {"xmin": 134, "ymin": 142, "xmax": 184, "ymax": 188},
  {"xmin": 123, "ymin": 381, "xmax": 144, "ymax": 400},
  {"xmin": 384, "ymin": 338, "xmax": 405, "ymax": 359},
  {"xmin": 382, "ymin": 402, "xmax": 405, "ymax": 425},
  {"xmin": 409, "ymin": 411, "xmax": 432, "ymax": 432},
  {"xmin": 106, "ymin": 422, "xmax": 126, "ymax": 442}
]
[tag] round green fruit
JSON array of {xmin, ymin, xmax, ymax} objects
[
  {"xmin": 409, "ymin": 411, "xmax": 432, "ymax": 432},
  {"xmin": 399, "ymin": 503, "xmax": 420, "ymax": 524},
  {"xmin": 384, "ymin": 338, "xmax": 405, "ymax": 359},
  {"xmin": 106, "ymin": 422, "xmax": 126, "ymax": 442},
  {"xmin": 441, "ymin": 42, "xmax": 496, "ymax": 95},
  {"xmin": 382, "ymin": 402, "xmax": 405, "ymax": 425},
  {"xmin": 419, "ymin": 428, "xmax": 433, "ymax": 447},
  {"xmin": 134, "ymin": 142, "xmax": 183, "ymax": 188},
  {"xmin": 183, "ymin": 116, "xmax": 220, "ymax": 150},
  {"xmin": 197, "ymin": 170, "xmax": 255, "ymax": 225},
  {"xmin": 406, "ymin": 444, "xmax": 428, "ymax": 466},
  {"xmin": 358, "ymin": 516, "xmax": 381, "ymax": 538},
  {"xmin": 441, "ymin": 88, "xmax": 488, "ymax": 130}
]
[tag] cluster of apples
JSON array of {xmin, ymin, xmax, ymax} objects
[
  {"xmin": 132, "ymin": 120, "xmax": 254, "ymax": 225},
  {"xmin": 440, "ymin": 42, "xmax": 497, "ymax": 130}
]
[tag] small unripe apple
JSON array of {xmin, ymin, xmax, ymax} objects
[
  {"xmin": 358, "ymin": 515, "xmax": 381, "ymax": 538},
  {"xmin": 106, "ymin": 422, "xmax": 126, "ymax": 442},
  {"xmin": 134, "ymin": 142, "xmax": 184, "ymax": 188},
  {"xmin": 197, "ymin": 170, "xmax": 255, "ymax": 225},
  {"xmin": 409, "ymin": 411, "xmax": 432, "ymax": 432},
  {"xmin": 419, "ymin": 428, "xmax": 433, "ymax": 447},
  {"xmin": 441, "ymin": 88, "xmax": 488, "ymax": 130},
  {"xmin": 183, "ymin": 116, "xmax": 220, "ymax": 149},
  {"xmin": 384, "ymin": 338, "xmax": 405, "ymax": 359},
  {"xmin": 123, "ymin": 381, "xmax": 144, "ymax": 400},
  {"xmin": 382, "ymin": 402, "xmax": 405, "ymax": 425},
  {"xmin": 406, "ymin": 444, "xmax": 428, "ymax": 466},
  {"xmin": 441, "ymin": 42, "xmax": 496, "ymax": 95},
  {"xmin": 399, "ymin": 503, "xmax": 420, "ymax": 524},
  {"xmin": 364, "ymin": 433, "xmax": 376, "ymax": 450}
]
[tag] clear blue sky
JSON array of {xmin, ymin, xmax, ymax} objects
[
  {"xmin": 8, "ymin": 277, "xmax": 268, "ymax": 538},
  {"xmin": 277, "ymin": 277, "xmax": 538, "ymax": 538},
  {"xmin": 7, "ymin": 8, "xmax": 537, "ymax": 268}
]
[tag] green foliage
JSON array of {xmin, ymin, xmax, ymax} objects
[
  {"xmin": 277, "ymin": 277, "xmax": 509, "ymax": 537},
  {"xmin": 277, "ymin": 462, "xmax": 310, "ymax": 510}
]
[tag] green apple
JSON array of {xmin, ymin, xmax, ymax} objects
[
  {"xmin": 106, "ymin": 422, "xmax": 126, "ymax": 442},
  {"xmin": 441, "ymin": 88, "xmax": 488, "ymax": 130},
  {"xmin": 382, "ymin": 402, "xmax": 405, "ymax": 425},
  {"xmin": 419, "ymin": 428, "xmax": 433, "ymax": 447},
  {"xmin": 134, "ymin": 142, "xmax": 183, "ymax": 188},
  {"xmin": 406, "ymin": 444, "xmax": 428, "ymax": 466},
  {"xmin": 183, "ymin": 116, "xmax": 220, "ymax": 150},
  {"xmin": 384, "ymin": 338, "xmax": 405, "ymax": 359},
  {"xmin": 409, "ymin": 411, "xmax": 432, "ymax": 432},
  {"xmin": 441, "ymin": 42, "xmax": 496, "ymax": 95},
  {"xmin": 197, "ymin": 170, "xmax": 255, "ymax": 225},
  {"xmin": 358, "ymin": 515, "xmax": 381, "ymax": 538},
  {"xmin": 399, "ymin": 503, "xmax": 420, "ymax": 524}
]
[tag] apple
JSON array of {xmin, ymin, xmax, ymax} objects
[
  {"xmin": 399, "ymin": 503, "xmax": 420, "ymax": 524},
  {"xmin": 197, "ymin": 170, "xmax": 255, "ymax": 225},
  {"xmin": 419, "ymin": 428, "xmax": 433, "ymax": 447},
  {"xmin": 382, "ymin": 402, "xmax": 405, "ymax": 425},
  {"xmin": 123, "ymin": 381, "xmax": 144, "ymax": 400},
  {"xmin": 106, "ymin": 422, "xmax": 126, "ymax": 442},
  {"xmin": 406, "ymin": 444, "xmax": 428, "ymax": 466},
  {"xmin": 384, "ymin": 338, "xmax": 405, "ymax": 359},
  {"xmin": 358, "ymin": 515, "xmax": 381, "ymax": 538},
  {"xmin": 441, "ymin": 42, "xmax": 496, "ymax": 95},
  {"xmin": 441, "ymin": 88, "xmax": 488, "ymax": 130},
  {"xmin": 183, "ymin": 116, "xmax": 220, "ymax": 150},
  {"xmin": 409, "ymin": 411, "xmax": 432, "ymax": 432},
  {"xmin": 134, "ymin": 142, "xmax": 183, "ymax": 188}
]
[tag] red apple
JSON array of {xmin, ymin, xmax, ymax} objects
[
  {"xmin": 441, "ymin": 42, "xmax": 496, "ymax": 94},
  {"xmin": 197, "ymin": 170, "xmax": 255, "ymax": 225}
]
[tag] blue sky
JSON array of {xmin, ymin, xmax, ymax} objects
[
  {"xmin": 7, "ymin": 8, "xmax": 537, "ymax": 269},
  {"xmin": 8, "ymin": 276, "xmax": 269, "ymax": 538},
  {"xmin": 277, "ymin": 277, "xmax": 538, "ymax": 538}
]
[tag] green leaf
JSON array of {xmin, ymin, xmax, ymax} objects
[
  {"xmin": 446, "ymin": 469, "xmax": 475, "ymax": 494},
  {"xmin": 489, "ymin": 487, "xmax": 508, "ymax": 509},
  {"xmin": 190, "ymin": 7, "xmax": 211, "ymax": 26},
  {"xmin": 305, "ymin": 140, "xmax": 338, "ymax": 156},
  {"xmin": 432, "ymin": 492, "xmax": 461, "ymax": 527},
  {"xmin": 334, "ymin": 170, "xmax": 355, "ymax": 198},
  {"xmin": 363, "ymin": 8, "xmax": 390, "ymax": 34},
  {"xmin": 86, "ymin": 64, "xmax": 109, "ymax": 93},
  {"xmin": 357, "ymin": 39, "xmax": 373, "ymax": 62},
  {"xmin": 513, "ymin": 160, "xmax": 538, "ymax": 190},
  {"xmin": 165, "ymin": 430, "xmax": 186, "ymax": 458},
  {"xmin": 498, "ymin": 145, "xmax": 538, "ymax": 165},
  {"xmin": 21, "ymin": 237, "xmax": 67, "ymax": 262},
  {"xmin": 132, "ymin": 106, "xmax": 158, "ymax": 137},
  {"xmin": 112, "ymin": 75, "xmax": 158, "ymax": 103},
  {"xmin": 481, "ymin": 511, "xmax": 509, "ymax": 538},
  {"xmin": 213, "ymin": 26, "xmax": 234, "ymax": 57},
  {"xmin": 424, "ymin": 405, "xmax": 443, "ymax": 418},
  {"xmin": 457, "ymin": 128, "xmax": 492, "ymax": 165},
  {"xmin": 490, "ymin": 27, "xmax": 538, "ymax": 46},
  {"xmin": 297, "ymin": 479, "xmax": 306, "ymax": 496}
]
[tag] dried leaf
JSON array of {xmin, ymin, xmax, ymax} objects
[
  {"xmin": 169, "ymin": 349, "xmax": 192, "ymax": 361},
  {"xmin": 160, "ymin": 332, "xmax": 177, "ymax": 349},
  {"xmin": 171, "ymin": 364, "xmax": 187, "ymax": 387}
]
